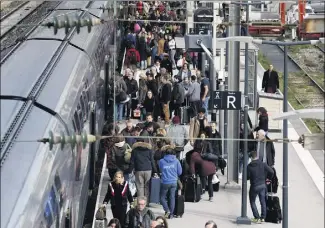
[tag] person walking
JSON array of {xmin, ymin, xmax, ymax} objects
[
  {"xmin": 262, "ymin": 64, "xmax": 279, "ymax": 93},
  {"xmin": 166, "ymin": 116, "xmax": 188, "ymax": 159},
  {"xmin": 103, "ymin": 171, "xmax": 134, "ymax": 227},
  {"xmin": 187, "ymin": 75, "xmax": 202, "ymax": 118},
  {"xmin": 159, "ymin": 148, "xmax": 182, "ymax": 219},
  {"xmin": 130, "ymin": 139, "xmax": 158, "ymax": 201},
  {"xmin": 247, "ymin": 151, "xmax": 274, "ymax": 223}
]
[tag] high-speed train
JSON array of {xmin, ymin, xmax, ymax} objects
[{"xmin": 0, "ymin": 1, "xmax": 117, "ymax": 227}]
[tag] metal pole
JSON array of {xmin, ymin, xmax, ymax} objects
[
  {"xmin": 237, "ymin": 3, "xmax": 251, "ymax": 224},
  {"xmin": 226, "ymin": 3, "xmax": 240, "ymax": 183},
  {"xmin": 283, "ymin": 45, "xmax": 289, "ymax": 228},
  {"xmin": 201, "ymin": 52, "xmax": 206, "ymax": 74},
  {"xmin": 104, "ymin": 56, "xmax": 109, "ymax": 121},
  {"xmin": 211, "ymin": 2, "xmax": 218, "ymax": 122},
  {"xmin": 223, "ymin": 19, "xmax": 229, "ymax": 158},
  {"xmin": 254, "ymin": 50, "xmax": 258, "ymax": 113}
]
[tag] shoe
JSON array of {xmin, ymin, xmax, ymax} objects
[
  {"xmin": 209, "ymin": 197, "xmax": 213, "ymax": 202},
  {"xmin": 239, "ymin": 173, "xmax": 242, "ymax": 179},
  {"xmin": 251, "ymin": 218, "xmax": 261, "ymax": 224},
  {"xmin": 260, "ymin": 219, "xmax": 265, "ymax": 223},
  {"xmin": 164, "ymin": 212, "xmax": 170, "ymax": 219},
  {"xmin": 168, "ymin": 214, "xmax": 174, "ymax": 219}
]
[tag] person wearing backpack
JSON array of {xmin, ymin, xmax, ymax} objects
[
  {"xmin": 115, "ymin": 75, "xmax": 128, "ymax": 122},
  {"xmin": 111, "ymin": 134, "xmax": 132, "ymax": 181},
  {"xmin": 125, "ymin": 45, "xmax": 140, "ymax": 68}
]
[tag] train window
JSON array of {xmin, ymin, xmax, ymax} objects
[
  {"xmin": 73, "ymin": 112, "xmax": 81, "ymax": 133},
  {"xmin": 44, "ymin": 202, "xmax": 53, "ymax": 227}
]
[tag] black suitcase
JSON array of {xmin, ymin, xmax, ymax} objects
[
  {"xmin": 266, "ymin": 167, "xmax": 279, "ymax": 194},
  {"xmin": 265, "ymin": 195, "xmax": 282, "ymax": 224},
  {"xmin": 179, "ymin": 99, "xmax": 191, "ymax": 125},
  {"xmin": 183, "ymin": 176, "xmax": 201, "ymax": 202},
  {"xmin": 174, "ymin": 195, "xmax": 185, "ymax": 217}
]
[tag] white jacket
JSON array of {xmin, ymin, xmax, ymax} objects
[{"xmin": 168, "ymin": 39, "xmax": 176, "ymax": 50}]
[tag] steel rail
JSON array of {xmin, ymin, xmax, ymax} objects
[
  {"xmin": 277, "ymin": 45, "xmax": 325, "ymax": 95},
  {"xmin": 0, "ymin": 2, "xmax": 46, "ymax": 39},
  {"xmin": 0, "ymin": 1, "xmax": 61, "ymax": 65},
  {"xmin": 0, "ymin": 1, "xmax": 29, "ymax": 22},
  {"xmin": 0, "ymin": 1, "xmax": 94, "ymax": 167}
]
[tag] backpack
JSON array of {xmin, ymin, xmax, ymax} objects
[
  {"xmin": 128, "ymin": 50, "xmax": 137, "ymax": 64},
  {"xmin": 124, "ymin": 143, "xmax": 132, "ymax": 163},
  {"xmin": 115, "ymin": 78, "xmax": 127, "ymax": 102}
]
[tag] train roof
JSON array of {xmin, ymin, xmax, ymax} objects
[
  {"xmin": 0, "ymin": 1, "xmax": 110, "ymax": 227},
  {"xmin": 304, "ymin": 14, "xmax": 325, "ymax": 19}
]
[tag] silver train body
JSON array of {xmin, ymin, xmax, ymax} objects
[{"xmin": 1, "ymin": 1, "xmax": 116, "ymax": 227}]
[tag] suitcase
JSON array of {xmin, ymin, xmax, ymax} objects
[
  {"xmin": 174, "ymin": 195, "xmax": 185, "ymax": 217},
  {"xmin": 183, "ymin": 176, "xmax": 201, "ymax": 202},
  {"xmin": 149, "ymin": 177, "xmax": 161, "ymax": 204},
  {"xmin": 180, "ymin": 99, "xmax": 191, "ymax": 125},
  {"xmin": 265, "ymin": 195, "xmax": 282, "ymax": 224}
]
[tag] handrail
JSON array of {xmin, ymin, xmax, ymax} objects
[
  {"xmin": 91, "ymin": 153, "xmax": 107, "ymax": 228},
  {"xmin": 120, "ymin": 47, "xmax": 127, "ymax": 75}
]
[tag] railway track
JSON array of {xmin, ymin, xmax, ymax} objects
[
  {"xmin": 0, "ymin": 1, "xmax": 61, "ymax": 64},
  {"xmin": 316, "ymin": 44, "xmax": 325, "ymax": 54},
  {"xmin": 0, "ymin": 1, "xmax": 45, "ymax": 39},
  {"xmin": 0, "ymin": 1, "xmax": 29, "ymax": 22},
  {"xmin": 277, "ymin": 45, "xmax": 325, "ymax": 132}
]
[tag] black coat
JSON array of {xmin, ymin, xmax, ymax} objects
[
  {"xmin": 160, "ymin": 59, "xmax": 173, "ymax": 73},
  {"xmin": 130, "ymin": 142, "xmax": 157, "ymax": 173},
  {"xmin": 147, "ymin": 80, "xmax": 158, "ymax": 96},
  {"xmin": 160, "ymin": 82, "xmax": 172, "ymax": 104},
  {"xmin": 103, "ymin": 181, "xmax": 133, "ymax": 206},
  {"xmin": 211, "ymin": 131, "xmax": 222, "ymax": 156},
  {"xmin": 255, "ymin": 136, "xmax": 276, "ymax": 167},
  {"xmin": 125, "ymin": 78, "xmax": 138, "ymax": 98},
  {"xmin": 143, "ymin": 97, "xmax": 155, "ymax": 113},
  {"xmin": 262, "ymin": 70, "xmax": 279, "ymax": 93},
  {"xmin": 111, "ymin": 144, "xmax": 130, "ymax": 173},
  {"xmin": 254, "ymin": 114, "xmax": 269, "ymax": 132},
  {"xmin": 137, "ymin": 37, "xmax": 147, "ymax": 61}
]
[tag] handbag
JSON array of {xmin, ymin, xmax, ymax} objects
[
  {"xmin": 201, "ymin": 153, "xmax": 219, "ymax": 161},
  {"xmin": 95, "ymin": 205, "xmax": 106, "ymax": 220},
  {"xmin": 133, "ymin": 108, "xmax": 141, "ymax": 118}
]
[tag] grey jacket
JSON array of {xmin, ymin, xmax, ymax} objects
[
  {"xmin": 166, "ymin": 124, "xmax": 188, "ymax": 148},
  {"xmin": 186, "ymin": 81, "xmax": 201, "ymax": 102}
]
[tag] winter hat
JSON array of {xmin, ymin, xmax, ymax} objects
[{"xmin": 172, "ymin": 116, "xmax": 180, "ymax": 124}]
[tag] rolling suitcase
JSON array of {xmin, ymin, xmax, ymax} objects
[
  {"xmin": 265, "ymin": 195, "xmax": 282, "ymax": 224},
  {"xmin": 149, "ymin": 177, "xmax": 161, "ymax": 204},
  {"xmin": 183, "ymin": 176, "xmax": 201, "ymax": 202},
  {"xmin": 174, "ymin": 195, "xmax": 185, "ymax": 217},
  {"xmin": 180, "ymin": 99, "xmax": 191, "ymax": 125}
]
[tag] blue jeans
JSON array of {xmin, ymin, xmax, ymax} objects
[
  {"xmin": 160, "ymin": 183, "xmax": 177, "ymax": 213},
  {"xmin": 115, "ymin": 103, "xmax": 124, "ymax": 121},
  {"xmin": 151, "ymin": 48, "xmax": 157, "ymax": 66},
  {"xmin": 141, "ymin": 60, "xmax": 147, "ymax": 70},
  {"xmin": 201, "ymin": 97, "xmax": 210, "ymax": 117},
  {"xmin": 249, "ymin": 184, "xmax": 267, "ymax": 219}
]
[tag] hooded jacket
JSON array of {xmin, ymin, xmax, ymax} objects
[
  {"xmin": 159, "ymin": 154, "xmax": 182, "ymax": 185},
  {"xmin": 125, "ymin": 207, "xmax": 155, "ymax": 228},
  {"xmin": 247, "ymin": 159, "xmax": 274, "ymax": 188},
  {"xmin": 130, "ymin": 142, "xmax": 157, "ymax": 173}
]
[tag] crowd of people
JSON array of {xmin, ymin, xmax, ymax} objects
[
  {"xmin": 99, "ymin": 1, "xmax": 279, "ymax": 227},
  {"xmin": 99, "ymin": 103, "xmax": 275, "ymax": 227}
]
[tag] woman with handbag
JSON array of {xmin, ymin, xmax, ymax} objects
[
  {"xmin": 103, "ymin": 171, "xmax": 134, "ymax": 227},
  {"xmin": 191, "ymin": 134, "xmax": 217, "ymax": 202}
]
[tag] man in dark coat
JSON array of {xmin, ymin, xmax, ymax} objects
[
  {"xmin": 262, "ymin": 65, "xmax": 279, "ymax": 93},
  {"xmin": 160, "ymin": 53, "xmax": 173, "ymax": 74},
  {"xmin": 171, "ymin": 75, "xmax": 185, "ymax": 117},
  {"xmin": 147, "ymin": 73, "xmax": 160, "ymax": 121},
  {"xmin": 159, "ymin": 75, "xmax": 172, "ymax": 123}
]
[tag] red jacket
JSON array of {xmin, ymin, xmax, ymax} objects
[
  {"xmin": 137, "ymin": 1, "xmax": 143, "ymax": 14},
  {"xmin": 125, "ymin": 48, "xmax": 140, "ymax": 64},
  {"xmin": 190, "ymin": 151, "xmax": 216, "ymax": 176}
]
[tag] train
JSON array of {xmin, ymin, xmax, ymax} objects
[
  {"xmin": 0, "ymin": 1, "xmax": 117, "ymax": 228},
  {"xmin": 297, "ymin": 14, "xmax": 325, "ymax": 40}
]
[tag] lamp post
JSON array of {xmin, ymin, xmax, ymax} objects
[{"xmin": 251, "ymin": 38, "xmax": 321, "ymax": 228}]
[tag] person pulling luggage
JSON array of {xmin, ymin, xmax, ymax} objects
[{"xmin": 247, "ymin": 151, "xmax": 274, "ymax": 223}]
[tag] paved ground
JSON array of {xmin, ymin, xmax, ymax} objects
[{"xmin": 95, "ymin": 55, "xmax": 324, "ymax": 228}]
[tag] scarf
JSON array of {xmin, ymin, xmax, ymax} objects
[
  {"xmin": 257, "ymin": 141, "xmax": 267, "ymax": 163},
  {"xmin": 115, "ymin": 141, "xmax": 125, "ymax": 148}
]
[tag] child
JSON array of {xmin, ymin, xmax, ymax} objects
[{"xmin": 103, "ymin": 171, "xmax": 134, "ymax": 226}]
